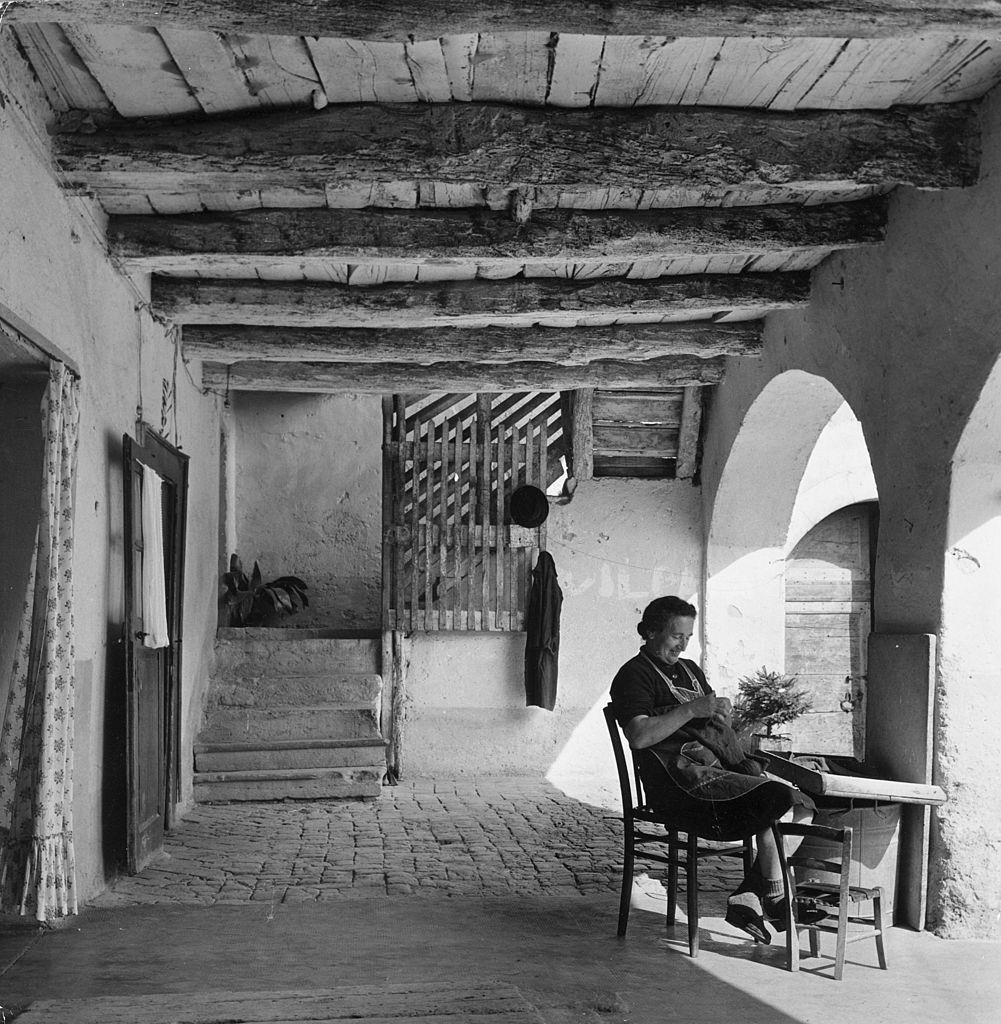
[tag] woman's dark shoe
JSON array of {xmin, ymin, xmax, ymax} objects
[
  {"xmin": 762, "ymin": 895, "xmax": 827, "ymax": 931},
  {"xmin": 725, "ymin": 891, "xmax": 771, "ymax": 944}
]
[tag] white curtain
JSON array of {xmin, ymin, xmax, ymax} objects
[
  {"xmin": 141, "ymin": 467, "xmax": 170, "ymax": 649},
  {"xmin": 0, "ymin": 363, "xmax": 80, "ymax": 921}
]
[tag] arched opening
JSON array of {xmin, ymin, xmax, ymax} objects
[{"xmin": 705, "ymin": 371, "xmax": 877, "ymax": 706}]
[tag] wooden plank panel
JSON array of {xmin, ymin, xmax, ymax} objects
[
  {"xmin": 14, "ymin": 23, "xmax": 113, "ymax": 113},
  {"xmin": 593, "ymin": 423, "xmax": 676, "ymax": 452},
  {"xmin": 405, "ymin": 38, "xmax": 453, "ymax": 103},
  {"xmin": 382, "ymin": 395, "xmax": 394, "ymax": 633},
  {"xmin": 61, "ymin": 23, "xmax": 202, "ymax": 117},
  {"xmin": 159, "ymin": 27, "xmax": 254, "ymax": 114},
  {"xmin": 466, "ymin": 420, "xmax": 477, "ymax": 631},
  {"xmin": 222, "ymin": 34, "xmax": 319, "ymax": 107},
  {"xmin": 593, "ymin": 454, "xmax": 673, "ymax": 478},
  {"xmin": 394, "ymin": 398, "xmax": 406, "ymax": 631},
  {"xmin": 478, "ymin": 397, "xmax": 492, "ymax": 631},
  {"xmin": 593, "ymin": 390, "xmax": 682, "ymax": 424},
  {"xmin": 496, "ymin": 423, "xmax": 507, "ymax": 629},
  {"xmin": 306, "ymin": 37, "xmax": 418, "ymax": 103},
  {"xmin": 538, "ymin": 411, "xmax": 549, "ymax": 554},
  {"xmin": 440, "ymin": 33, "xmax": 478, "ymax": 102},
  {"xmin": 438, "ymin": 418, "xmax": 448, "ymax": 630},
  {"xmin": 424, "ymin": 420, "xmax": 434, "ymax": 630},
  {"xmin": 471, "ymin": 31, "xmax": 552, "ymax": 105},
  {"xmin": 14, "ymin": 3, "xmax": 1001, "ymax": 39},
  {"xmin": 547, "ymin": 33, "xmax": 604, "ymax": 107}
]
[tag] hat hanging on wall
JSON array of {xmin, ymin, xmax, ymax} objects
[{"xmin": 509, "ymin": 484, "xmax": 550, "ymax": 528}]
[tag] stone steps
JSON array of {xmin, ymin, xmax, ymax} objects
[
  {"xmin": 195, "ymin": 738, "xmax": 388, "ymax": 772},
  {"xmin": 193, "ymin": 765, "xmax": 383, "ymax": 802},
  {"xmin": 194, "ymin": 632, "xmax": 387, "ymax": 802}
]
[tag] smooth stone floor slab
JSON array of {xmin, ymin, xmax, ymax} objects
[{"xmin": 1, "ymin": 897, "xmax": 999, "ymax": 1024}]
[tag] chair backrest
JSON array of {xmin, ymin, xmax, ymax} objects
[{"xmin": 603, "ymin": 703, "xmax": 641, "ymax": 817}]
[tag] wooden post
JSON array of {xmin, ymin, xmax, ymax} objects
[{"xmin": 564, "ymin": 388, "xmax": 594, "ymax": 485}]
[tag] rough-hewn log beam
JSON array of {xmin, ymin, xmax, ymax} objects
[
  {"xmin": 155, "ymin": 273, "xmax": 810, "ymax": 327},
  {"xmin": 110, "ymin": 202, "xmax": 886, "ymax": 270},
  {"xmin": 57, "ymin": 103, "xmax": 980, "ymax": 198},
  {"xmin": 181, "ymin": 321, "xmax": 761, "ymax": 365},
  {"xmin": 10, "ymin": 2, "xmax": 1001, "ymax": 39},
  {"xmin": 675, "ymin": 387, "xmax": 704, "ymax": 480},
  {"xmin": 201, "ymin": 356, "xmax": 727, "ymax": 393}
]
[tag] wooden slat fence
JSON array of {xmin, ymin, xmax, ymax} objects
[{"xmin": 383, "ymin": 392, "xmax": 564, "ymax": 631}]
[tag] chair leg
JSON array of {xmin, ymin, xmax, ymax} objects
[
  {"xmin": 617, "ymin": 825, "xmax": 635, "ymax": 937},
  {"xmin": 742, "ymin": 836, "xmax": 754, "ymax": 877},
  {"xmin": 666, "ymin": 830, "xmax": 679, "ymax": 926},
  {"xmin": 833, "ymin": 890, "xmax": 850, "ymax": 981},
  {"xmin": 807, "ymin": 926, "xmax": 821, "ymax": 959},
  {"xmin": 686, "ymin": 833, "xmax": 699, "ymax": 957},
  {"xmin": 873, "ymin": 890, "xmax": 888, "ymax": 970},
  {"xmin": 773, "ymin": 824, "xmax": 799, "ymax": 974}
]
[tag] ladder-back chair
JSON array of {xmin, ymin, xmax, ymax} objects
[
  {"xmin": 603, "ymin": 703, "xmax": 753, "ymax": 957},
  {"xmin": 774, "ymin": 821, "xmax": 888, "ymax": 980}
]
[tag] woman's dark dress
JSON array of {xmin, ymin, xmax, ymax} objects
[{"xmin": 610, "ymin": 650, "xmax": 813, "ymax": 841}]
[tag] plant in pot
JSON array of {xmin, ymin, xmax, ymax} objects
[
  {"xmin": 731, "ymin": 666, "xmax": 812, "ymax": 752},
  {"xmin": 221, "ymin": 553, "xmax": 309, "ymax": 627}
]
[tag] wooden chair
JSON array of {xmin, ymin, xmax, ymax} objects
[
  {"xmin": 773, "ymin": 821, "xmax": 888, "ymax": 980},
  {"xmin": 602, "ymin": 703, "xmax": 753, "ymax": 957}
]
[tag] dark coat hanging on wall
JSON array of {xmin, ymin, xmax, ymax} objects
[{"xmin": 525, "ymin": 551, "xmax": 562, "ymax": 711}]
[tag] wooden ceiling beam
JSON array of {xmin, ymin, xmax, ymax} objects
[
  {"xmin": 110, "ymin": 201, "xmax": 886, "ymax": 269},
  {"xmin": 154, "ymin": 273, "xmax": 809, "ymax": 326},
  {"xmin": 57, "ymin": 103, "xmax": 980, "ymax": 198},
  {"xmin": 10, "ymin": 1, "xmax": 1001, "ymax": 39},
  {"xmin": 181, "ymin": 321, "xmax": 761, "ymax": 365},
  {"xmin": 200, "ymin": 355, "xmax": 727, "ymax": 394}
]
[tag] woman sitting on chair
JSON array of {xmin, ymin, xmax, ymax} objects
[{"xmin": 609, "ymin": 595, "xmax": 817, "ymax": 944}]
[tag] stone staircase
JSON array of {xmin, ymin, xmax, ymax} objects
[{"xmin": 194, "ymin": 629, "xmax": 387, "ymax": 802}]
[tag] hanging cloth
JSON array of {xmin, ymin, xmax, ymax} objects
[
  {"xmin": 0, "ymin": 362, "xmax": 80, "ymax": 921},
  {"xmin": 141, "ymin": 467, "xmax": 170, "ymax": 649},
  {"xmin": 524, "ymin": 550, "xmax": 562, "ymax": 711}
]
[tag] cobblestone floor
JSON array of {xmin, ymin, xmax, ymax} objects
[{"xmin": 91, "ymin": 777, "xmax": 742, "ymax": 908}]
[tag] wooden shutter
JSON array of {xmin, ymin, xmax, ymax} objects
[{"xmin": 383, "ymin": 392, "xmax": 564, "ymax": 632}]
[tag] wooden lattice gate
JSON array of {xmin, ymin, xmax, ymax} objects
[{"xmin": 382, "ymin": 392, "xmax": 564, "ymax": 632}]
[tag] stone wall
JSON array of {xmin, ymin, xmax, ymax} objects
[
  {"xmin": 402, "ymin": 476, "xmax": 703, "ymax": 806},
  {"xmin": 230, "ymin": 392, "xmax": 383, "ymax": 631}
]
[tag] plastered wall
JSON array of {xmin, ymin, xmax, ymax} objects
[
  {"xmin": 701, "ymin": 88, "xmax": 1001, "ymax": 938},
  {"xmin": 231, "ymin": 392, "xmax": 383, "ymax": 630},
  {"xmin": 0, "ymin": 39, "xmax": 223, "ymax": 903},
  {"xmin": 402, "ymin": 477, "xmax": 703, "ymax": 805}
]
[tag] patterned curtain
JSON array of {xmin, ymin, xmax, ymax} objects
[{"xmin": 0, "ymin": 363, "xmax": 80, "ymax": 921}]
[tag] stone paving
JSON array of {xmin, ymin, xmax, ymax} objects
[{"xmin": 90, "ymin": 776, "xmax": 742, "ymax": 908}]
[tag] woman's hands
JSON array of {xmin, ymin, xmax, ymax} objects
[{"xmin": 688, "ymin": 694, "xmax": 732, "ymax": 725}]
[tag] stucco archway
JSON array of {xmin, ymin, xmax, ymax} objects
[
  {"xmin": 932, "ymin": 357, "xmax": 1001, "ymax": 938},
  {"xmin": 704, "ymin": 370, "xmax": 876, "ymax": 695}
]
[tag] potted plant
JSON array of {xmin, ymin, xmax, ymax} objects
[
  {"xmin": 221, "ymin": 553, "xmax": 309, "ymax": 627},
  {"xmin": 731, "ymin": 666, "xmax": 812, "ymax": 751}
]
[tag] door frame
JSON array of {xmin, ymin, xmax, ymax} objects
[{"xmin": 123, "ymin": 425, "xmax": 189, "ymax": 871}]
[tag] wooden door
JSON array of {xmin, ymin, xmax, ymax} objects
[
  {"xmin": 784, "ymin": 503, "xmax": 876, "ymax": 756},
  {"xmin": 123, "ymin": 428, "xmax": 188, "ymax": 873}
]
